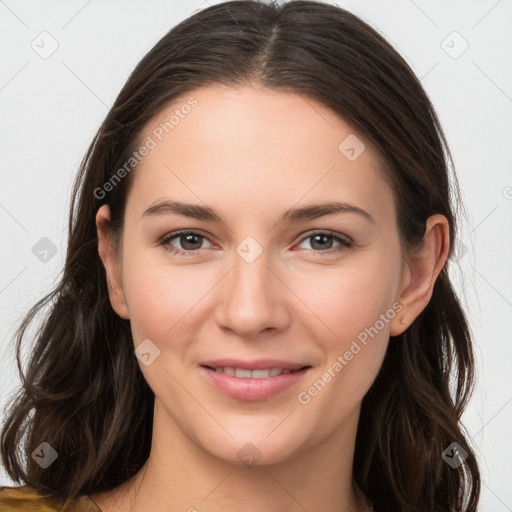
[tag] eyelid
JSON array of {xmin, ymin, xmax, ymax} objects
[
  {"xmin": 297, "ymin": 229, "xmax": 352, "ymax": 245},
  {"xmin": 294, "ymin": 230, "xmax": 352, "ymax": 254},
  {"xmin": 160, "ymin": 229, "xmax": 216, "ymax": 250},
  {"xmin": 159, "ymin": 229, "xmax": 353, "ymax": 255}
]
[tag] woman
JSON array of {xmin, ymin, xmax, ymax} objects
[{"xmin": 0, "ymin": 0, "xmax": 481, "ymax": 510}]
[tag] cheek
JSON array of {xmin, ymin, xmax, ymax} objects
[
  {"xmin": 292, "ymin": 250, "xmax": 400, "ymax": 398},
  {"xmin": 294, "ymin": 268, "xmax": 395, "ymax": 426},
  {"xmin": 293, "ymin": 252, "xmax": 401, "ymax": 340},
  {"xmin": 121, "ymin": 251, "xmax": 212, "ymax": 343}
]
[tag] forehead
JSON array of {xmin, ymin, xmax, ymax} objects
[{"xmin": 129, "ymin": 84, "xmax": 395, "ymax": 226}]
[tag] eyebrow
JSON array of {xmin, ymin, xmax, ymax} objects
[{"xmin": 142, "ymin": 200, "xmax": 375, "ymax": 225}]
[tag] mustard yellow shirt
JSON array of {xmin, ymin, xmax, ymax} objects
[{"xmin": 0, "ymin": 485, "xmax": 101, "ymax": 511}]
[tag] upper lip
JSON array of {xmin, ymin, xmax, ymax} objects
[{"xmin": 200, "ymin": 359, "xmax": 310, "ymax": 371}]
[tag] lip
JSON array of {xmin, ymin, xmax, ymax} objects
[
  {"xmin": 200, "ymin": 359, "xmax": 308, "ymax": 371},
  {"xmin": 199, "ymin": 364, "xmax": 312, "ymax": 402}
]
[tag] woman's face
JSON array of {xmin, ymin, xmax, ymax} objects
[{"xmin": 102, "ymin": 84, "xmax": 410, "ymax": 466}]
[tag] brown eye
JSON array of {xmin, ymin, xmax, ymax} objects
[
  {"xmin": 161, "ymin": 231, "xmax": 213, "ymax": 255},
  {"xmin": 297, "ymin": 231, "xmax": 352, "ymax": 253}
]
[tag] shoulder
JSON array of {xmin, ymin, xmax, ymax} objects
[{"xmin": 0, "ymin": 485, "xmax": 100, "ymax": 511}]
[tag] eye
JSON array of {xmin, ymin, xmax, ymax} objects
[
  {"xmin": 159, "ymin": 229, "xmax": 352, "ymax": 256},
  {"xmin": 296, "ymin": 230, "xmax": 352, "ymax": 254},
  {"xmin": 160, "ymin": 230, "xmax": 214, "ymax": 255}
]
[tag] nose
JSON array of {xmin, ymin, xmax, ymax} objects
[{"xmin": 215, "ymin": 249, "xmax": 290, "ymax": 339}]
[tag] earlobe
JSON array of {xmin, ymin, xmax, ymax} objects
[
  {"xmin": 390, "ymin": 214, "xmax": 450, "ymax": 336},
  {"xmin": 96, "ymin": 205, "xmax": 130, "ymax": 319}
]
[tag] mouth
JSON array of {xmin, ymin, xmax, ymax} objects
[
  {"xmin": 201, "ymin": 365, "xmax": 311, "ymax": 378},
  {"xmin": 199, "ymin": 363, "xmax": 312, "ymax": 401}
]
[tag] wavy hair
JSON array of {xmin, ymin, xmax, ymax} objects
[{"xmin": 1, "ymin": 1, "xmax": 480, "ymax": 510}]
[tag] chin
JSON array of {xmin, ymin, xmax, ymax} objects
[{"xmin": 202, "ymin": 431, "xmax": 304, "ymax": 468}]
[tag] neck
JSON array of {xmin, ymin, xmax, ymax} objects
[{"xmin": 91, "ymin": 399, "xmax": 371, "ymax": 512}]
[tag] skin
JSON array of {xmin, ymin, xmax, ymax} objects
[{"xmin": 92, "ymin": 84, "xmax": 449, "ymax": 512}]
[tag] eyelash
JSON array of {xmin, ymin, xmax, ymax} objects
[{"xmin": 159, "ymin": 229, "xmax": 352, "ymax": 256}]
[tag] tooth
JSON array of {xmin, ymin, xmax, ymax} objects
[
  {"xmin": 252, "ymin": 369, "xmax": 271, "ymax": 378},
  {"xmin": 235, "ymin": 368, "xmax": 252, "ymax": 378},
  {"xmin": 210, "ymin": 366, "xmax": 295, "ymax": 377}
]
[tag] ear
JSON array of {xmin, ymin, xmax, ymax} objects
[
  {"xmin": 96, "ymin": 204, "xmax": 130, "ymax": 319},
  {"xmin": 390, "ymin": 214, "xmax": 450, "ymax": 336}
]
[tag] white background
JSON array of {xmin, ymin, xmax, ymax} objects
[{"xmin": 1, "ymin": 1, "xmax": 511, "ymax": 510}]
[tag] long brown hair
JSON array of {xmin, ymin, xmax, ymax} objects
[{"xmin": 1, "ymin": 1, "xmax": 480, "ymax": 510}]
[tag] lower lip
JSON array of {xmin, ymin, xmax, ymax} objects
[{"xmin": 199, "ymin": 366, "xmax": 311, "ymax": 401}]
